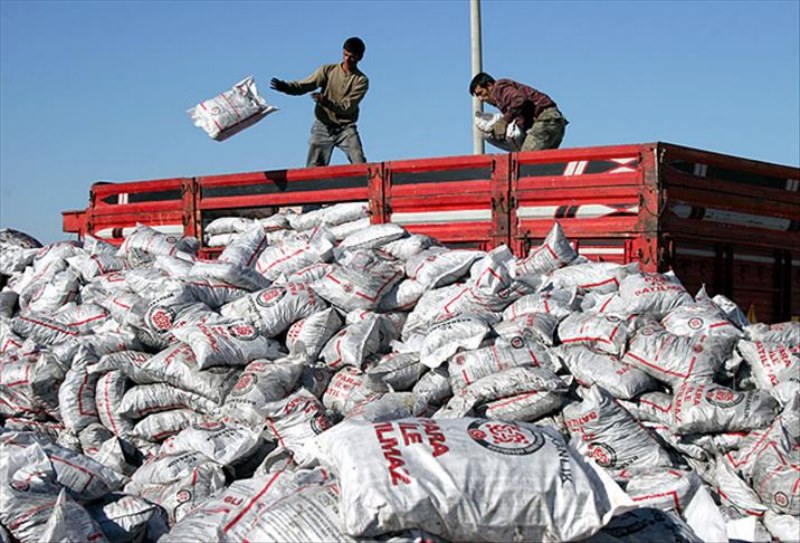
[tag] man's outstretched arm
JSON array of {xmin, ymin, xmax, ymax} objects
[{"xmin": 271, "ymin": 66, "xmax": 325, "ymax": 96}]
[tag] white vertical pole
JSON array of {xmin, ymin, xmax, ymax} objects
[{"xmin": 470, "ymin": 0, "xmax": 485, "ymax": 155}]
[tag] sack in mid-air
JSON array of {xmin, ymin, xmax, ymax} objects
[{"xmin": 188, "ymin": 76, "xmax": 278, "ymax": 141}]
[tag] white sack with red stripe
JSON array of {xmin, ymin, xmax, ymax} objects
[
  {"xmin": 51, "ymin": 302, "xmax": 110, "ymax": 335},
  {"xmin": 494, "ymin": 312, "xmax": 559, "ymax": 346},
  {"xmin": 405, "ymin": 248, "xmax": 484, "ymax": 290},
  {"xmin": 622, "ymin": 323, "xmax": 737, "ymax": 388},
  {"xmin": 133, "ymin": 458, "xmax": 227, "ymax": 525},
  {"xmin": 132, "ymin": 409, "xmax": 203, "ymax": 443},
  {"xmin": 188, "ymin": 76, "xmax": 277, "ymax": 142},
  {"xmin": 0, "ymin": 384, "xmax": 48, "ymax": 419},
  {"xmin": 381, "ymin": 233, "xmax": 439, "ymax": 260},
  {"xmin": 160, "ymin": 468, "xmax": 331, "ymax": 543},
  {"xmin": 606, "ymin": 271, "xmax": 692, "ymax": 319},
  {"xmin": 736, "ymin": 340, "xmax": 800, "ymax": 390},
  {"xmin": 412, "ymin": 366, "xmax": 452, "ymax": 413},
  {"xmin": 365, "ymin": 352, "xmax": 425, "ymax": 393},
  {"xmin": 317, "ymin": 417, "xmax": 632, "ymax": 542},
  {"xmin": 548, "ymin": 262, "xmax": 637, "ymax": 295},
  {"xmin": 320, "ymin": 313, "xmax": 382, "ymax": 370},
  {"xmin": 746, "ymin": 321, "xmax": 800, "ymax": 344},
  {"xmin": 285, "ymin": 306, "xmax": 343, "ymax": 359},
  {"xmin": 262, "ymin": 389, "xmax": 335, "ymax": 466},
  {"xmin": 4, "ymin": 432, "xmax": 127, "ymax": 500},
  {"xmin": 275, "ymin": 261, "xmax": 332, "ymax": 286},
  {"xmin": 161, "ymin": 419, "xmax": 262, "ymax": 467},
  {"xmin": 255, "ymin": 229, "xmax": 334, "ymax": 281},
  {"xmin": 41, "ymin": 488, "xmax": 109, "ymax": 543},
  {"xmin": 0, "ymin": 352, "xmax": 65, "ymax": 413},
  {"xmin": 662, "ymin": 298, "xmax": 743, "ymax": 339},
  {"xmin": 171, "ymin": 318, "xmax": 284, "ymax": 370},
  {"xmin": 557, "ymin": 312, "xmax": 628, "ymax": 356},
  {"xmin": 95, "ymin": 291, "xmax": 147, "ymax": 328},
  {"xmin": 562, "ymin": 386, "xmax": 674, "ymax": 472},
  {"xmin": 66, "ymin": 253, "xmax": 129, "ymax": 281},
  {"xmin": 330, "ymin": 217, "xmax": 371, "ymax": 241},
  {"xmin": 11, "ymin": 311, "xmax": 82, "ymax": 345},
  {"xmin": 619, "ymin": 467, "xmax": 703, "ymax": 513},
  {"xmin": 204, "ymin": 217, "xmax": 256, "ymax": 236},
  {"xmin": 117, "ymin": 224, "xmax": 198, "ymax": 259},
  {"xmin": 671, "ymin": 381, "xmax": 778, "ymax": 435},
  {"xmin": 447, "ymin": 335, "xmax": 557, "ymax": 393},
  {"xmin": 323, "ymin": 366, "xmax": 375, "ymax": 415},
  {"xmin": 0, "ymin": 442, "xmax": 64, "ymax": 543},
  {"xmin": 58, "ymin": 348, "xmax": 101, "ymax": 433},
  {"xmin": 217, "ymin": 224, "xmax": 267, "ymax": 269},
  {"xmin": 181, "ymin": 276, "xmax": 251, "ymax": 309},
  {"xmin": 222, "ymin": 357, "xmax": 304, "ymax": 429},
  {"xmin": 438, "ymin": 365, "xmax": 567, "ymax": 419},
  {"xmin": 558, "ymin": 345, "xmax": 658, "ymax": 400},
  {"xmin": 480, "ymin": 388, "xmax": 564, "ymax": 422},
  {"xmin": 118, "ymin": 383, "xmax": 217, "ymax": 419},
  {"xmin": 419, "ymin": 314, "xmax": 492, "ymax": 369},
  {"xmin": 311, "ymin": 250, "xmax": 403, "ymax": 312},
  {"xmin": 502, "ymin": 287, "xmax": 581, "ymax": 321},
  {"xmin": 95, "ymin": 370, "xmax": 134, "ymax": 438},
  {"xmin": 618, "ymin": 391, "xmax": 674, "ymax": 424},
  {"xmin": 220, "ymin": 281, "xmax": 326, "ymax": 337},
  {"xmin": 346, "ymin": 391, "xmax": 417, "ymax": 422},
  {"xmin": 108, "ymin": 343, "xmax": 237, "ymax": 403},
  {"xmin": 378, "ymin": 278, "xmax": 426, "ymax": 311},
  {"xmin": 337, "ymin": 223, "xmax": 407, "ymax": 253},
  {"xmin": 516, "ymin": 222, "xmax": 578, "ymax": 276}
]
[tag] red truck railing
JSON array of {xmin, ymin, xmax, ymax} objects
[{"xmin": 63, "ymin": 142, "xmax": 799, "ymax": 321}]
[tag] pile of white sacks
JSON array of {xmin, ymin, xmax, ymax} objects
[{"xmin": 0, "ymin": 203, "xmax": 797, "ymax": 543}]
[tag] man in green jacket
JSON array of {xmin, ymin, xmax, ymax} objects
[{"xmin": 271, "ymin": 37, "xmax": 369, "ymax": 167}]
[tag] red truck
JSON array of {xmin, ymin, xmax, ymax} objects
[{"xmin": 62, "ymin": 142, "xmax": 800, "ymax": 323}]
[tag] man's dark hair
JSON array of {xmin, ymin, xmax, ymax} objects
[
  {"xmin": 343, "ymin": 37, "xmax": 366, "ymax": 58},
  {"xmin": 469, "ymin": 72, "xmax": 495, "ymax": 95}
]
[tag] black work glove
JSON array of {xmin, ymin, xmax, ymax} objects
[{"xmin": 270, "ymin": 78, "xmax": 289, "ymax": 93}]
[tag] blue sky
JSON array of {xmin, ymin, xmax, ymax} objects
[{"xmin": 1, "ymin": 0, "xmax": 798, "ymax": 243}]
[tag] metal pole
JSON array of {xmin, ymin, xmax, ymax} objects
[{"xmin": 470, "ymin": 0, "xmax": 485, "ymax": 155}]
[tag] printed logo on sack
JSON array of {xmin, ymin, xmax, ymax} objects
[
  {"xmin": 773, "ymin": 492, "xmax": 789, "ymax": 508},
  {"xmin": 175, "ymin": 489, "xmax": 192, "ymax": 504},
  {"xmin": 704, "ymin": 387, "xmax": 744, "ymax": 408},
  {"xmin": 148, "ymin": 307, "xmax": 176, "ymax": 332},
  {"xmin": 230, "ymin": 373, "xmax": 258, "ymax": 396},
  {"xmin": 466, "ymin": 421, "xmax": 545, "ymax": 456},
  {"xmin": 311, "ymin": 414, "xmax": 332, "ymax": 435},
  {"xmin": 454, "ymin": 354, "xmax": 466, "ymax": 366},
  {"xmin": 510, "ymin": 336, "xmax": 525, "ymax": 349},
  {"xmin": 687, "ymin": 317, "xmax": 704, "ymax": 330},
  {"xmin": 256, "ymin": 288, "xmax": 286, "ymax": 307},
  {"xmin": 641, "ymin": 326, "xmax": 657, "ymax": 337},
  {"xmin": 228, "ymin": 323, "xmax": 257, "ymax": 340},
  {"xmin": 10, "ymin": 480, "xmax": 29, "ymax": 492},
  {"xmin": 165, "ymin": 236, "xmax": 178, "ymax": 244},
  {"xmin": 588, "ymin": 443, "xmax": 618, "ymax": 467},
  {"xmin": 342, "ymin": 283, "xmax": 354, "ymax": 293}
]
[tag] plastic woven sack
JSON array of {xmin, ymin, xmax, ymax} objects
[
  {"xmin": 558, "ymin": 345, "xmax": 658, "ymax": 400},
  {"xmin": 188, "ymin": 76, "xmax": 278, "ymax": 141},
  {"xmin": 317, "ymin": 417, "xmax": 632, "ymax": 541}
]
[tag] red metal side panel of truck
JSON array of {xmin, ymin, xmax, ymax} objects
[
  {"xmin": 658, "ymin": 143, "xmax": 800, "ymax": 323},
  {"xmin": 510, "ymin": 143, "xmax": 655, "ymax": 268},
  {"xmin": 61, "ymin": 142, "xmax": 799, "ymax": 321}
]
